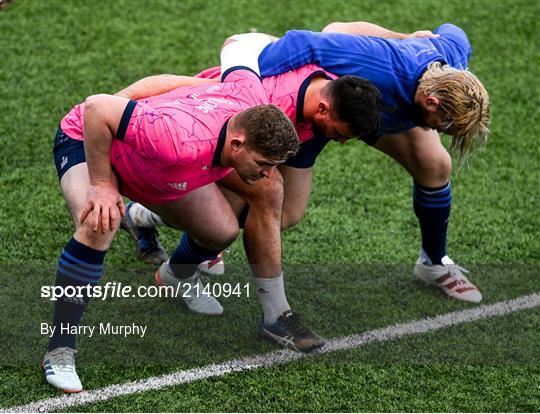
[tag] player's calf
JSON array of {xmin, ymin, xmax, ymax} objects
[{"xmin": 74, "ymin": 219, "xmax": 117, "ymax": 251}]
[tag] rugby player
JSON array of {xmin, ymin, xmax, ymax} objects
[
  {"xmin": 255, "ymin": 21, "xmax": 490, "ymax": 302},
  {"xmin": 119, "ymin": 34, "xmax": 382, "ymax": 354},
  {"xmin": 43, "ymin": 39, "xmax": 299, "ymax": 393}
]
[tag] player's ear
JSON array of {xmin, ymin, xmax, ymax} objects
[
  {"xmin": 318, "ymin": 100, "xmax": 330, "ymax": 115},
  {"xmin": 425, "ymin": 96, "xmax": 440, "ymax": 112},
  {"xmin": 230, "ymin": 134, "xmax": 246, "ymax": 152}
]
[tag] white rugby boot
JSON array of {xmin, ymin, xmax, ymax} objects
[
  {"xmin": 414, "ymin": 255, "xmax": 482, "ymax": 303},
  {"xmin": 155, "ymin": 260, "xmax": 223, "ymax": 315},
  {"xmin": 42, "ymin": 347, "xmax": 82, "ymax": 393}
]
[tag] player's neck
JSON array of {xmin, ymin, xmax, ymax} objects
[
  {"xmin": 303, "ymin": 77, "xmax": 330, "ymax": 122},
  {"xmin": 220, "ymin": 116, "xmax": 237, "ymax": 167}
]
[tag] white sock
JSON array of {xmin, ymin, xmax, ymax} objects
[
  {"xmin": 129, "ymin": 203, "xmax": 165, "ymax": 227},
  {"xmin": 253, "ymin": 273, "xmax": 291, "ymax": 325}
]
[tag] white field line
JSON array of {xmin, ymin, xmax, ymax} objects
[{"xmin": 4, "ymin": 293, "xmax": 539, "ymax": 413}]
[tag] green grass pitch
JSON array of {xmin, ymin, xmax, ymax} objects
[{"xmin": 0, "ymin": 0, "xmax": 539, "ymax": 412}]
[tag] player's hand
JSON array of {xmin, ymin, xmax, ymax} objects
[
  {"xmin": 80, "ymin": 182, "xmax": 125, "ymax": 233},
  {"xmin": 405, "ymin": 30, "xmax": 440, "ymax": 39}
]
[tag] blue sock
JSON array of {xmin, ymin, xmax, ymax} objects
[
  {"xmin": 413, "ymin": 181, "xmax": 452, "ymax": 265},
  {"xmin": 169, "ymin": 233, "xmax": 220, "ymax": 279},
  {"xmin": 48, "ymin": 238, "xmax": 106, "ymax": 351}
]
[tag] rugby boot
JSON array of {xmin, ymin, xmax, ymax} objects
[
  {"xmin": 261, "ymin": 310, "xmax": 325, "ymax": 353},
  {"xmin": 155, "ymin": 260, "xmax": 223, "ymax": 315},
  {"xmin": 42, "ymin": 347, "xmax": 82, "ymax": 393},
  {"xmin": 414, "ymin": 255, "xmax": 482, "ymax": 303}
]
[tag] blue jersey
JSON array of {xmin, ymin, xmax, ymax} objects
[{"xmin": 259, "ymin": 24, "xmax": 472, "ymax": 136}]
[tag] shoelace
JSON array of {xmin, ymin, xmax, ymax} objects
[
  {"xmin": 447, "ymin": 263, "xmax": 470, "ymax": 278},
  {"xmin": 48, "ymin": 347, "xmax": 77, "ymax": 372},
  {"xmin": 197, "ymin": 272, "xmax": 212, "ymax": 287},
  {"xmin": 281, "ymin": 312, "xmax": 310, "ymax": 336}
]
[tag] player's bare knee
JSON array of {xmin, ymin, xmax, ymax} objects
[
  {"xmin": 74, "ymin": 222, "xmax": 116, "ymax": 250},
  {"xmin": 427, "ymin": 151, "xmax": 452, "ymax": 183},
  {"xmin": 414, "ymin": 151, "xmax": 452, "ymax": 185},
  {"xmin": 263, "ymin": 172, "xmax": 284, "ymax": 196},
  {"xmin": 438, "ymin": 152, "xmax": 452, "ymax": 180},
  {"xmin": 198, "ymin": 222, "xmax": 238, "ymax": 251},
  {"xmin": 221, "ymin": 225, "xmax": 239, "ymax": 249}
]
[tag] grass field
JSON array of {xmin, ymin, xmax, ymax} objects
[{"xmin": 1, "ymin": 0, "xmax": 539, "ymax": 412}]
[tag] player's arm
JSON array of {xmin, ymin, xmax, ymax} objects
[
  {"xmin": 322, "ymin": 21, "xmax": 438, "ymax": 39},
  {"xmin": 81, "ymin": 94, "xmax": 130, "ymax": 233},
  {"xmin": 115, "ymin": 75, "xmax": 216, "ymax": 99}
]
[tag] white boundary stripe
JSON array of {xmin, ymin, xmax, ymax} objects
[{"xmin": 4, "ymin": 293, "xmax": 539, "ymax": 413}]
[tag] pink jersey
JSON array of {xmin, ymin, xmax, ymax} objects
[
  {"xmin": 60, "ymin": 69, "xmax": 267, "ymax": 204},
  {"xmin": 196, "ymin": 65, "xmax": 336, "ymax": 142}
]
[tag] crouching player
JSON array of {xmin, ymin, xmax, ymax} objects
[
  {"xmin": 257, "ymin": 21, "xmax": 490, "ymax": 302},
  {"xmin": 43, "ymin": 44, "xmax": 299, "ymax": 392},
  {"xmin": 118, "ymin": 34, "xmax": 382, "ymax": 353}
]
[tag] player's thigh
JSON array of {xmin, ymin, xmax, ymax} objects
[
  {"xmin": 374, "ymin": 127, "xmax": 451, "ymax": 186},
  {"xmin": 279, "ymin": 165, "xmax": 313, "ymax": 230},
  {"xmin": 217, "ymin": 184, "xmax": 247, "ymax": 218},
  {"xmin": 60, "ymin": 162, "xmax": 92, "ymax": 224},
  {"xmin": 144, "ymin": 183, "xmax": 239, "ymax": 247},
  {"xmin": 53, "ymin": 128, "xmax": 89, "ymax": 224},
  {"xmin": 60, "ymin": 162, "xmax": 121, "ymax": 222}
]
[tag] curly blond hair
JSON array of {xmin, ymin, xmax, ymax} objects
[{"xmin": 417, "ymin": 62, "xmax": 490, "ymax": 164}]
